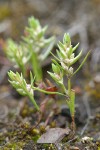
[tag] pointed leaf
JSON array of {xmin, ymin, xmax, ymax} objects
[
  {"xmin": 42, "ymin": 25, "xmax": 48, "ymax": 34},
  {"xmin": 63, "ymin": 33, "xmax": 71, "ymax": 45},
  {"xmin": 73, "ymin": 50, "xmax": 90, "ymax": 76},
  {"xmin": 28, "ymin": 17, "xmax": 40, "ymax": 29},
  {"xmin": 52, "ymin": 59, "xmax": 62, "ymax": 70},
  {"xmin": 67, "ymin": 46, "xmax": 73, "ymax": 58},
  {"xmin": 57, "ymin": 41, "xmax": 65, "ymax": 51},
  {"xmin": 30, "ymin": 72, "xmax": 35, "ymax": 86},
  {"xmin": 56, "ymin": 50, "xmax": 65, "ymax": 59},
  {"xmin": 72, "ymin": 43, "xmax": 79, "ymax": 52},
  {"xmin": 50, "ymin": 52, "xmax": 60, "ymax": 62},
  {"xmin": 52, "ymin": 63, "xmax": 58, "ymax": 73},
  {"xmin": 47, "ymin": 71, "xmax": 57, "ymax": 81},
  {"xmin": 70, "ymin": 50, "xmax": 82, "ymax": 65}
]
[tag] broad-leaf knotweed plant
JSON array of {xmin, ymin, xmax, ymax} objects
[{"xmin": 6, "ymin": 17, "xmax": 55, "ymax": 81}]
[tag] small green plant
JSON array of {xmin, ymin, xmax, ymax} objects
[
  {"xmin": 47, "ymin": 33, "xmax": 90, "ymax": 130},
  {"xmin": 8, "ymin": 71, "xmax": 40, "ymax": 111},
  {"xmin": 6, "ymin": 17, "xmax": 55, "ymax": 81},
  {"xmin": 7, "ymin": 17, "xmax": 90, "ymax": 131}
]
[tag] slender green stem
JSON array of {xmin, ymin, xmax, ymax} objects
[
  {"xmin": 61, "ymin": 83, "xmax": 67, "ymax": 94},
  {"xmin": 21, "ymin": 83, "xmax": 40, "ymax": 111},
  {"xmin": 70, "ymin": 90, "xmax": 75, "ymax": 116},
  {"xmin": 31, "ymin": 51, "xmax": 42, "ymax": 82},
  {"xmin": 28, "ymin": 94, "xmax": 40, "ymax": 111},
  {"xmin": 67, "ymin": 78, "xmax": 75, "ymax": 131},
  {"xmin": 33, "ymin": 86, "xmax": 68, "ymax": 98},
  {"xmin": 73, "ymin": 50, "xmax": 91, "ymax": 76},
  {"xmin": 20, "ymin": 63, "xmax": 26, "ymax": 77},
  {"xmin": 68, "ymin": 78, "xmax": 71, "ymax": 97},
  {"xmin": 14, "ymin": 55, "xmax": 26, "ymax": 77}
]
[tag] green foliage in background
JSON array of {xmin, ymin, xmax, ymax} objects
[{"xmin": 6, "ymin": 17, "xmax": 55, "ymax": 81}]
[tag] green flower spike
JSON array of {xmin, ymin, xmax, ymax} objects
[{"xmin": 8, "ymin": 71, "xmax": 39, "ymax": 111}]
